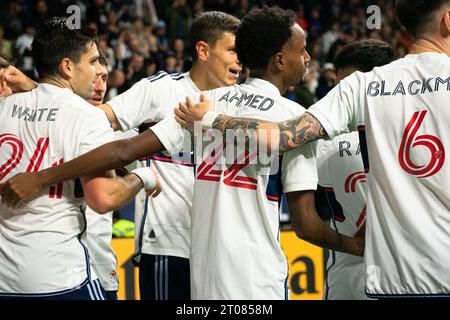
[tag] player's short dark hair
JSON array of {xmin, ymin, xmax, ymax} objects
[
  {"xmin": 32, "ymin": 17, "xmax": 98, "ymax": 79},
  {"xmin": 190, "ymin": 11, "xmax": 240, "ymax": 61},
  {"xmin": 236, "ymin": 6, "xmax": 296, "ymax": 70},
  {"xmin": 334, "ymin": 40, "xmax": 395, "ymax": 72},
  {"xmin": 396, "ymin": 0, "xmax": 450, "ymax": 38}
]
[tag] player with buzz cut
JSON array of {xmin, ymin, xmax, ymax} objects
[
  {"xmin": 0, "ymin": 12, "xmax": 241, "ymax": 300},
  {"xmin": 101, "ymin": 11, "xmax": 241, "ymax": 300},
  {"xmin": 0, "ymin": 18, "xmax": 159, "ymax": 300},
  {"xmin": 173, "ymin": 0, "xmax": 450, "ymax": 299},
  {"xmin": 313, "ymin": 40, "xmax": 395, "ymax": 300}
]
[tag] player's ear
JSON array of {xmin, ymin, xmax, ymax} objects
[
  {"xmin": 273, "ymin": 52, "xmax": 285, "ymax": 71},
  {"xmin": 195, "ymin": 41, "xmax": 209, "ymax": 62},
  {"xmin": 59, "ymin": 57, "xmax": 73, "ymax": 79},
  {"xmin": 444, "ymin": 10, "xmax": 450, "ymax": 34}
]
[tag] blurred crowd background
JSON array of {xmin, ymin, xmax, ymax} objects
[{"xmin": 0, "ymin": 0, "xmax": 410, "ymax": 106}]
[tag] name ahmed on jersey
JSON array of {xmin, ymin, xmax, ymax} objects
[{"xmin": 218, "ymin": 90, "xmax": 274, "ymax": 111}]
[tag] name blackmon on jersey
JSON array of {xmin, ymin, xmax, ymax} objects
[{"xmin": 366, "ymin": 76, "xmax": 450, "ymax": 97}]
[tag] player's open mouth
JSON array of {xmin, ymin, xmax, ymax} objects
[
  {"xmin": 229, "ymin": 68, "xmax": 241, "ymax": 79},
  {"xmin": 88, "ymin": 97, "xmax": 102, "ymax": 105}
]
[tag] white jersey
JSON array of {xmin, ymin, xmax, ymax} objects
[
  {"xmin": 308, "ymin": 52, "xmax": 450, "ymax": 297},
  {"xmin": 81, "ymin": 130, "xmax": 137, "ymax": 293},
  {"xmin": 0, "ymin": 84, "xmax": 114, "ymax": 295},
  {"xmin": 108, "ymin": 71, "xmax": 199, "ymax": 259},
  {"xmin": 82, "ymin": 208, "xmax": 117, "ymax": 291},
  {"xmin": 315, "ymin": 133, "xmax": 368, "ymax": 300},
  {"xmin": 152, "ymin": 78, "xmax": 318, "ymax": 299}
]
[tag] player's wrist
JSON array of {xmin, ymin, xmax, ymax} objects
[
  {"xmin": 38, "ymin": 167, "xmax": 57, "ymax": 187},
  {"xmin": 131, "ymin": 167, "xmax": 157, "ymax": 189},
  {"xmin": 201, "ymin": 111, "xmax": 220, "ymax": 130}
]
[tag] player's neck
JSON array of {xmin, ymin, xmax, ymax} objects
[
  {"xmin": 189, "ymin": 63, "xmax": 211, "ymax": 91},
  {"xmin": 409, "ymin": 37, "xmax": 450, "ymax": 57},
  {"xmin": 251, "ymin": 70, "xmax": 284, "ymax": 95},
  {"xmin": 41, "ymin": 77, "xmax": 72, "ymax": 90}
]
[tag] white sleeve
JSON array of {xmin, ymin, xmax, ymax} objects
[
  {"xmin": 315, "ymin": 140, "xmax": 333, "ymax": 187},
  {"xmin": 308, "ymin": 72, "xmax": 365, "ymax": 139},
  {"xmin": 107, "ymin": 76, "xmax": 173, "ymax": 130},
  {"xmin": 150, "ymin": 116, "xmax": 187, "ymax": 155},
  {"xmin": 77, "ymin": 109, "xmax": 115, "ymax": 157},
  {"xmin": 282, "ymin": 141, "xmax": 318, "ymax": 193}
]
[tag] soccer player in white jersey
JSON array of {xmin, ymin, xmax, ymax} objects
[
  {"xmin": 114, "ymin": 12, "xmax": 240, "ymax": 300},
  {"xmin": 175, "ymin": 1, "xmax": 450, "ymax": 298},
  {"xmin": 0, "ymin": 12, "xmax": 241, "ymax": 300},
  {"xmin": 157, "ymin": 7, "xmax": 317, "ymax": 299},
  {"xmin": 82, "ymin": 54, "xmax": 120, "ymax": 300},
  {"xmin": 101, "ymin": 12, "xmax": 241, "ymax": 300},
  {"xmin": 314, "ymin": 40, "xmax": 395, "ymax": 300},
  {"xmin": 0, "ymin": 18, "xmax": 158, "ymax": 300}
]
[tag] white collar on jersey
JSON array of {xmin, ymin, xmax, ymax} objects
[
  {"xmin": 37, "ymin": 83, "xmax": 73, "ymax": 94},
  {"xmin": 186, "ymin": 71, "xmax": 202, "ymax": 93},
  {"xmin": 243, "ymin": 78, "xmax": 281, "ymax": 96}
]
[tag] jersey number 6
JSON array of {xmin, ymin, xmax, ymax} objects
[{"xmin": 398, "ymin": 110, "xmax": 445, "ymax": 178}]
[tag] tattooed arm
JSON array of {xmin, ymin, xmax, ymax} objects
[
  {"xmin": 174, "ymin": 93, "xmax": 328, "ymax": 152},
  {"xmin": 211, "ymin": 112, "xmax": 327, "ymax": 153}
]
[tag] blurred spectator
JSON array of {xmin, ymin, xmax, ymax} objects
[
  {"xmin": 292, "ymin": 59, "xmax": 319, "ymax": 109},
  {"xmin": 321, "ymin": 21, "xmax": 341, "ymax": 57},
  {"xmin": 308, "ymin": 6, "xmax": 323, "ymax": 39},
  {"xmin": 167, "ymin": 0, "xmax": 193, "ymax": 41},
  {"xmin": 132, "ymin": 0, "xmax": 159, "ymax": 25},
  {"xmin": 163, "ymin": 51, "xmax": 183, "ymax": 73},
  {"xmin": 98, "ymin": 36, "xmax": 116, "ymax": 72},
  {"xmin": 130, "ymin": 17, "xmax": 153, "ymax": 58},
  {"xmin": 154, "ymin": 20, "xmax": 169, "ymax": 53},
  {"xmin": 228, "ymin": 0, "xmax": 252, "ymax": 19},
  {"xmin": 106, "ymin": 10, "xmax": 121, "ymax": 40},
  {"xmin": 15, "ymin": 24, "xmax": 34, "ymax": 57},
  {"xmin": 144, "ymin": 57, "xmax": 157, "ymax": 77},
  {"xmin": 316, "ymin": 62, "xmax": 336, "ymax": 99},
  {"xmin": 0, "ymin": 26, "xmax": 13, "ymax": 62},
  {"xmin": 172, "ymin": 38, "xmax": 190, "ymax": 71},
  {"xmin": 0, "ymin": 1, "xmax": 25, "ymax": 39},
  {"xmin": 114, "ymin": 28, "xmax": 134, "ymax": 69},
  {"xmin": 31, "ymin": 0, "xmax": 50, "ymax": 29},
  {"xmin": 326, "ymin": 38, "xmax": 348, "ymax": 64},
  {"xmin": 122, "ymin": 52, "xmax": 146, "ymax": 92},
  {"xmin": 295, "ymin": 4, "xmax": 308, "ymax": 31},
  {"xmin": 192, "ymin": 0, "xmax": 205, "ymax": 16},
  {"xmin": 87, "ymin": 0, "xmax": 108, "ymax": 29},
  {"xmin": 106, "ymin": 68, "xmax": 126, "ymax": 99}
]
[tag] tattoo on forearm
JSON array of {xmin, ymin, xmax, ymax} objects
[
  {"xmin": 211, "ymin": 113, "xmax": 326, "ymax": 153},
  {"xmin": 278, "ymin": 113, "xmax": 326, "ymax": 152},
  {"xmin": 212, "ymin": 115, "xmax": 259, "ymax": 132},
  {"xmin": 212, "ymin": 114, "xmax": 260, "ymax": 148}
]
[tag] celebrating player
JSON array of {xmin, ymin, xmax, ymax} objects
[{"xmin": 0, "ymin": 18, "xmax": 158, "ymax": 300}]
